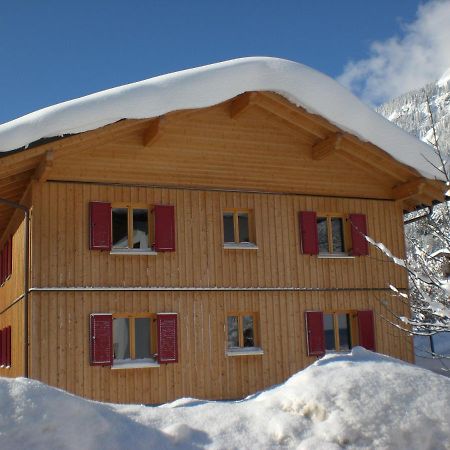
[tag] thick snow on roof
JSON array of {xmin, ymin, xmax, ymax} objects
[
  {"xmin": 0, "ymin": 57, "xmax": 443, "ymax": 180},
  {"xmin": 1, "ymin": 348, "xmax": 449, "ymax": 449}
]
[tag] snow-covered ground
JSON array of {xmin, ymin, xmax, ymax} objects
[{"xmin": 2, "ymin": 347, "xmax": 449, "ymax": 450}]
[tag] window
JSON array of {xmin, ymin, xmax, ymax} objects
[
  {"xmin": 112, "ymin": 206, "xmax": 150, "ymax": 250},
  {"xmin": 113, "ymin": 314, "xmax": 157, "ymax": 365},
  {"xmin": 317, "ymin": 215, "xmax": 346, "ymax": 255},
  {"xmin": 299, "ymin": 211, "xmax": 368, "ymax": 257},
  {"xmin": 90, "ymin": 202, "xmax": 176, "ymax": 253},
  {"xmin": 223, "ymin": 209, "xmax": 256, "ymax": 248},
  {"xmin": 90, "ymin": 312, "xmax": 178, "ymax": 367},
  {"xmin": 323, "ymin": 312, "xmax": 354, "ymax": 352},
  {"xmin": 226, "ymin": 313, "xmax": 263, "ymax": 356},
  {"xmin": 305, "ymin": 310, "xmax": 375, "ymax": 356}
]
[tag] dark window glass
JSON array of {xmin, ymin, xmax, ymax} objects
[
  {"xmin": 112, "ymin": 208, "xmax": 128, "ymax": 248},
  {"xmin": 135, "ymin": 318, "xmax": 151, "ymax": 359},
  {"xmin": 242, "ymin": 315, "xmax": 255, "ymax": 347},
  {"xmin": 227, "ymin": 316, "xmax": 239, "ymax": 347},
  {"xmin": 238, "ymin": 213, "xmax": 250, "ymax": 243},
  {"xmin": 338, "ymin": 314, "xmax": 351, "ymax": 351},
  {"xmin": 113, "ymin": 318, "xmax": 130, "ymax": 359},
  {"xmin": 331, "ymin": 218, "xmax": 345, "ymax": 253},
  {"xmin": 317, "ymin": 217, "xmax": 329, "ymax": 253},
  {"xmin": 324, "ymin": 314, "xmax": 335, "ymax": 351},
  {"xmin": 132, "ymin": 209, "xmax": 149, "ymax": 249},
  {"xmin": 223, "ymin": 213, "xmax": 235, "ymax": 243}
]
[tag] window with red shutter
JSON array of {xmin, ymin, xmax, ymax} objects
[
  {"xmin": 305, "ymin": 311, "xmax": 325, "ymax": 356},
  {"xmin": 157, "ymin": 313, "xmax": 178, "ymax": 363},
  {"xmin": 299, "ymin": 211, "xmax": 319, "ymax": 255},
  {"xmin": 154, "ymin": 205, "xmax": 176, "ymax": 252},
  {"xmin": 349, "ymin": 214, "xmax": 369, "ymax": 256},
  {"xmin": 90, "ymin": 314, "xmax": 113, "ymax": 366},
  {"xmin": 1, "ymin": 328, "xmax": 6, "ymax": 367},
  {"xmin": 357, "ymin": 310, "xmax": 376, "ymax": 351},
  {"xmin": 89, "ymin": 202, "xmax": 112, "ymax": 251},
  {"xmin": 0, "ymin": 329, "xmax": 3, "ymax": 367},
  {"xmin": 6, "ymin": 326, "xmax": 11, "ymax": 367}
]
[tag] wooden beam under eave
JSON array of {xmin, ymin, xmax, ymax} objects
[
  {"xmin": 32, "ymin": 150, "xmax": 54, "ymax": 183},
  {"xmin": 312, "ymin": 133, "xmax": 343, "ymax": 160},
  {"xmin": 142, "ymin": 118, "xmax": 164, "ymax": 147},
  {"xmin": 392, "ymin": 178, "xmax": 426, "ymax": 201},
  {"xmin": 230, "ymin": 92, "xmax": 258, "ymax": 119}
]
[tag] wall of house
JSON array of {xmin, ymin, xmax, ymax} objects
[
  {"xmin": 27, "ymin": 181, "xmax": 413, "ymax": 403},
  {"xmin": 0, "ymin": 218, "xmax": 27, "ymax": 377},
  {"xmin": 31, "ymin": 181, "xmax": 408, "ymax": 290},
  {"xmin": 29, "ymin": 289, "xmax": 413, "ymax": 404}
]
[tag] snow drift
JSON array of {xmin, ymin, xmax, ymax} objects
[
  {"xmin": 1, "ymin": 347, "xmax": 449, "ymax": 449},
  {"xmin": 0, "ymin": 57, "xmax": 443, "ymax": 180}
]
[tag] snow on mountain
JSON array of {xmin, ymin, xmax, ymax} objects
[
  {"xmin": 1, "ymin": 347, "xmax": 450, "ymax": 450},
  {"xmin": 0, "ymin": 57, "xmax": 444, "ymax": 180},
  {"xmin": 377, "ymin": 68, "xmax": 450, "ymax": 153}
]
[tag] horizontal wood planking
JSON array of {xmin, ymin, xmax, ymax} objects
[
  {"xmin": 31, "ymin": 181, "xmax": 408, "ymax": 290},
  {"xmin": 47, "ymin": 103, "xmax": 395, "ymax": 200},
  {"xmin": 29, "ymin": 290, "xmax": 413, "ymax": 404}
]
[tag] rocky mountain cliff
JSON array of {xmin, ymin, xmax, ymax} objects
[{"xmin": 376, "ymin": 69, "xmax": 450, "ymax": 152}]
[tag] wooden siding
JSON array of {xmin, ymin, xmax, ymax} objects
[
  {"xmin": 31, "ymin": 181, "xmax": 408, "ymax": 290},
  {"xmin": 0, "ymin": 219, "xmax": 27, "ymax": 377},
  {"xmin": 46, "ymin": 102, "xmax": 397, "ymax": 200},
  {"xmin": 29, "ymin": 290, "xmax": 413, "ymax": 404}
]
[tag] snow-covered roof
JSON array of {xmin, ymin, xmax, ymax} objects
[{"xmin": 0, "ymin": 57, "xmax": 442, "ymax": 180}]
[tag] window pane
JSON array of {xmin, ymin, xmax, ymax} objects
[
  {"xmin": 135, "ymin": 318, "xmax": 151, "ymax": 359},
  {"xmin": 338, "ymin": 314, "xmax": 351, "ymax": 351},
  {"xmin": 227, "ymin": 316, "xmax": 239, "ymax": 348},
  {"xmin": 324, "ymin": 314, "xmax": 335, "ymax": 350},
  {"xmin": 238, "ymin": 213, "xmax": 250, "ymax": 243},
  {"xmin": 317, "ymin": 217, "xmax": 329, "ymax": 253},
  {"xmin": 331, "ymin": 218, "xmax": 345, "ymax": 253},
  {"xmin": 113, "ymin": 318, "xmax": 130, "ymax": 359},
  {"xmin": 242, "ymin": 315, "xmax": 255, "ymax": 347},
  {"xmin": 132, "ymin": 209, "xmax": 149, "ymax": 249},
  {"xmin": 112, "ymin": 208, "xmax": 128, "ymax": 248},
  {"xmin": 223, "ymin": 213, "xmax": 235, "ymax": 243}
]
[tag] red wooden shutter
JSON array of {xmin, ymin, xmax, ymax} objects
[
  {"xmin": 157, "ymin": 313, "xmax": 178, "ymax": 363},
  {"xmin": 299, "ymin": 211, "xmax": 319, "ymax": 255},
  {"xmin": 89, "ymin": 202, "xmax": 112, "ymax": 251},
  {"xmin": 89, "ymin": 314, "xmax": 113, "ymax": 366},
  {"xmin": 349, "ymin": 214, "xmax": 369, "ymax": 256},
  {"xmin": 6, "ymin": 326, "xmax": 11, "ymax": 367},
  {"xmin": 7, "ymin": 236, "xmax": 12, "ymax": 278},
  {"xmin": 358, "ymin": 310, "xmax": 376, "ymax": 351},
  {"xmin": 0, "ymin": 329, "xmax": 3, "ymax": 366},
  {"xmin": 305, "ymin": 311, "xmax": 325, "ymax": 356},
  {"xmin": 1, "ymin": 328, "xmax": 5, "ymax": 366},
  {"xmin": 154, "ymin": 205, "xmax": 176, "ymax": 252}
]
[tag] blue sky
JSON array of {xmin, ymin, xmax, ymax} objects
[{"xmin": 1, "ymin": 0, "xmax": 449, "ymax": 124}]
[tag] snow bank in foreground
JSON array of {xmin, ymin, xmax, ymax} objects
[
  {"xmin": 0, "ymin": 57, "xmax": 442, "ymax": 180},
  {"xmin": 1, "ymin": 348, "xmax": 449, "ymax": 450}
]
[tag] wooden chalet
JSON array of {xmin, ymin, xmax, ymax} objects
[{"xmin": 0, "ymin": 58, "xmax": 444, "ymax": 404}]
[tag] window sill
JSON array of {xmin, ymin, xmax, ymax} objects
[
  {"xmin": 223, "ymin": 243, "xmax": 258, "ymax": 250},
  {"xmin": 318, "ymin": 253, "xmax": 355, "ymax": 259},
  {"xmin": 110, "ymin": 249, "xmax": 158, "ymax": 256},
  {"xmin": 226, "ymin": 347, "xmax": 264, "ymax": 356},
  {"xmin": 112, "ymin": 359, "xmax": 160, "ymax": 369}
]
